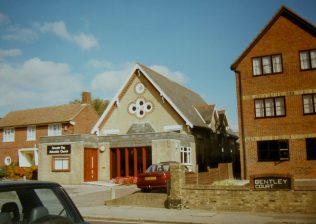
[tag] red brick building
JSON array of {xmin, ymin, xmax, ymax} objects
[
  {"xmin": 0, "ymin": 92, "xmax": 99, "ymax": 167},
  {"xmin": 231, "ymin": 6, "xmax": 316, "ymax": 179}
]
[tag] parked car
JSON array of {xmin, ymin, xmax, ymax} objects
[
  {"xmin": 0, "ymin": 180, "xmax": 88, "ymax": 224},
  {"xmin": 137, "ymin": 161, "xmax": 191, "ymax": 192}
]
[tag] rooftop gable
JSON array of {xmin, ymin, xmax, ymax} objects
[
  {"xmin": 92, "ymin": 63, "xmax": 209, "ymax": 134},
  {"xmin": 231, "ymin": 6, "xmax": 316, "ymax": 71},
  {"xmin": 0, "ymin": 104, "xmax": 87, "ymax": 128}
]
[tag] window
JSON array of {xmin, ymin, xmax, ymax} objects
[
  {"xmin": 180, "ymin": 147, "xmax": 192, "ymax": 165},
  {"xmin": 52, "ymin": 156, "xmax": 70, "ymax": 172},
  {"xmin": 3, "ymin": 128, "xmax": 15, "ymax": 142},
  {"xmin": 48, "ymin": 124, "xmax": 62, "ymax": 136},
  {"xmin": 255, "ymin": 97, "xmax": 285, "ymax": 118},
  {"xmin": 306, "ymin": 138, "xmax": 316, "ymax": 160},
  {"xmin": 300, "ymin": 49, "xmax": 316, "ymax": 70},
  {"xmin": 257, "ymin": 140, "xmax": 289, "ymax": 162},
  {"xmin": 303, "ymin": 94, "xmax": 316, "ymax": 115},
  {"xmin": 27, "ymin": 126, "xmax": 36, "ymax": 141},
  {"xmin": 252, "ymin": 54, "xmax": 283, "ymax": 76}
]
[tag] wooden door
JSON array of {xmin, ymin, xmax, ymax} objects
[{"xmin": 84, "ymin": 148, "xmax": 98, "ymax": 182}]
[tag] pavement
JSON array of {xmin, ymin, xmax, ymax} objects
[{"xmin": 63, "ymin": 182, "xmax": 316, "ymax": 224}]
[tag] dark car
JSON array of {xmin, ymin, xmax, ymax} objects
[
  {"xmin": 137, "ymin": 161, "xmax": 191, "ymax": 192},
  {"xmin": 0, "ymin": 180, "xmax": 88, "ymax": 224}
]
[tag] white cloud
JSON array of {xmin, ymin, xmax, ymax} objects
[
  {"xmin": 37, "ymin": 21, "xmax": 71, "ymax": 41},
  {"xmin": 149, "ymin": 65, "xmax": 189, "ymax": 85},
  {"xmin": 0, "ymin": 48, "xmax": 22, "ymax": 59},
  {"xmin": 87, "ymin": 59, "xmax": 113, "ymax": 69},
  {"xmin": 36, "ymin": 21, "xmax": 99, "ymax": 50},
  {"xmin": 1, "ymin": 25, "xmax": 38, "ymax": 42},
  {"xmin": 0, "ymin": 12, "xmax": 9, "ymax": 25},
  {"xmin": 73, "ymin": 33, "xmax": 99, "ymax": 50},
  {"xmin": 91, "ymin": 63, "xmax": 134, "ymax": 93},
  {"xmin": 0, "ymin": 58, "xmax": 83, "ymax": 115}
]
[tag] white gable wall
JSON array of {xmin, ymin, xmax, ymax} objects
[{"xmin": 99, "ymin": 72, "xmax": 187, "ymax": 135}]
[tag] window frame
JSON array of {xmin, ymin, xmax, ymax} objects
[
  {"xmin": 306, "ymin": 138, "xmax": 316, "ymax": 160},
  {"xmin": 52, "ymin": 156, "xmax": 71, "ymax": 172},
  {"xmin": 252, "ymin": 54, "xmax": 283, "ymax": 76},
  {"xmin": 3, "ymin": 128, "xmax": 15, "ymax": 142},
  {"xmin": 299, "ymin": 49, "xmax": 316, "ymax": 71},
  {"xmin": 48, "ymin": 123, "xmax": 62, "ymax": 136},
  {"xmin": 27, "ymin": 126, "xmax": 36, "ymax": 141},
  {"xmin": 180, "ymin": 146, "xmax": 192, "ymax": 165},
  {"xmin": 257, "ymin": 140, "xmax": 289, "ymax": 162},
  {"xmin": 254, "ymin": 97, "xmax": 286, "ymax": 118},
  {"xmin": 302, "ymin": 93, "xmax": 316, "ymax": 115}
]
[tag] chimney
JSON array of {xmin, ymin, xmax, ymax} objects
[{"xmin": 82, "ymin": 91, "xmax": 92, "ymax": 104}]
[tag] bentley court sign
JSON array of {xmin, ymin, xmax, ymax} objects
[{"xmin": 251, "ymin": 174, "xmax": 293, "ymax": 190}]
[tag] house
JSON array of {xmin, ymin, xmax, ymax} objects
[
  {"xmin": 0, "ymin": 92, "xmax": 99, "ymax": 168},
  {"xmin": 38, "ymin": 63, "xmax": 239, "ymax": 184},
  {"xmin": 231, "ymin": 6, "xmax": 316, "ymax": 179}
]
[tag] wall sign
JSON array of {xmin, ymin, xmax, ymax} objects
[
  {"xmin": 47, "ymin": 145, "xmax": 71, "ymax": 155},
  {"xmin": 251, "ymin": 174, "xmax": 293, "ymax": 190}
]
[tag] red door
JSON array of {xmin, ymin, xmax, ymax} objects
[{"xmin": 84, "ymin": 148, "xmax": 98, "ymax": 182}]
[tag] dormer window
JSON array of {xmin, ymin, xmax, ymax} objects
[
  {"xmin": 252, "ymin": 54, "xmax": 283, "ymax": 76},
  {"xmin": 48, "ymin": 124, "xmax": 62, "ymax": 136}
]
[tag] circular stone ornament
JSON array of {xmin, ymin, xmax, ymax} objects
[{"xmin": 135, "ymin": 83, "xmax": 145, "ymax": 94}]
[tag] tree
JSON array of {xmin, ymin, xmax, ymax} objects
[{"xmin": 70, "ymin": 98, "xmax": 109, "ymax": 116}]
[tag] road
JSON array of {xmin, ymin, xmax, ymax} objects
[{"xmin": 87, "ymin": 219, "xmax": 161, "ymax": 224}]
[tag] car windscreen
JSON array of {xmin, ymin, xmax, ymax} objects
[
  {"xmin": 0, "ymin": 187, "xmax": 80, "ymax": 223},
  {"xmin": 146, "ymin": 164, "xmax": 170, "ymax": 172}
]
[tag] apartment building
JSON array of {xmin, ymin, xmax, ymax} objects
[
  {"xmin": 0, "ymin": 92, "xmax": 99, "ymax": 167},
  {"xmin": 231, "ymin": 6, "xmax": 316, "ymax": 179}
]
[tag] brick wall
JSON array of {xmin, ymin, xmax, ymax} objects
[
  {"xmin": 183, "ymin": 186, "xmax": 316, "ymax": 213},
  {"xmin": 73, "ymin": 105, "xmax": 99, "ymax": 134},
  {"xmin": 169, "ymin": 164, "xmax": 316, "ymax": 213},
  {"xmin": 233, "ymin": 12, "xmax": 316, "ymax": 179}
]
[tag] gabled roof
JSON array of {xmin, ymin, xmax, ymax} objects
[
  {"xmin": 218, "ymin": 110, "xmax": 228, "ymax": 127},
  {"xmin": 138, "ymin": 64, "xmax": 208, "ymax": 128},
  {"xmin": 195, "ymin": 104, "xmax": 216, "ymax": 125},
  {"xmin": 92, "ymin": 63, "xmax": 209, "ymax": 134},
  {"xmin": 0, "ymin": 104, "xmax": 87, "ymax": 128},
  {"xmin": 231, "ymin": 6, "xmax": 316, "ymax": 71}
]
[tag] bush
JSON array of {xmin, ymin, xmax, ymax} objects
[
  {"xmin": 110, "ymin": 176, "xmax": 137, "ymax": 185},
  {"xmin": 1, "ymin": 163, "xmax": 38, "ymax": 180}
]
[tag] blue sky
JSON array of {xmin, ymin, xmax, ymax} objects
[{"xmin": 0, "ymin": 0, "xmax": 316, "ymax": 130}]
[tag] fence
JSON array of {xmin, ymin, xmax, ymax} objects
[{"xmin": 185, "ymin": 163, "xmax": 233, "ymax": 185}]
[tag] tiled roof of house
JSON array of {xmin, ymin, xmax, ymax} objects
[
  {"xmin": 231, "ymin": 6, "xmax": 316, "ymax": 70},
  {"xmin": 0, "ymin": 104, "xmax": 87, "ymax": 128},
  {"xmin": 138, "ymin": 64, "xmax": 209, "ymax": 128}
]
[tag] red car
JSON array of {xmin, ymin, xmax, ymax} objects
[{"xmin": 137, "ymin": 162, "xmax": 190, "ymax": 192}]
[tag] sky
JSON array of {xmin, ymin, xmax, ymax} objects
[{"xmin": 0, "ymin": 0, "xmax": 316, "ymax": 131}]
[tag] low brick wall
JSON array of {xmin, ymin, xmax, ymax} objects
[
  {"xmin": 182, "ymin": 185, "xmax": 316, "ymax": 213},
  {"xmin": 168, "ymin": 164, "xmax": 316, "ymax": 213}
]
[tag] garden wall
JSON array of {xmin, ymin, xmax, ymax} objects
[{"xmin": 168, "ymin": 164, "xmax": 316, "ymax": 213}]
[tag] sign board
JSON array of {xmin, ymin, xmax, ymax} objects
[
  {"xmin": 251, "ymin": 174, "xmax": 293, "ymax": 190},
  {"xmin": 47, "ymin": 145, "xmax": 71, "ymax": 155}
]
